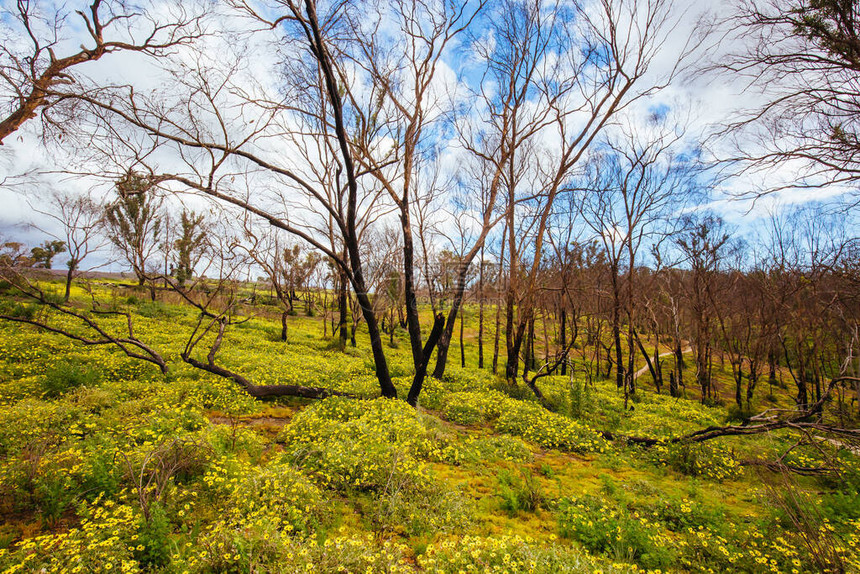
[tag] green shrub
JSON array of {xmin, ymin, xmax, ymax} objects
[
  {"xmin": 640, "ymin": 496, "xmax": 724, "ymax": 533},
  {"xmin": 726, "ymin": 403, "xmax": 754, "ymax": 423},
  {"xmin": 192, "ymin": 531, "xmax": 414, "ymax": 573},
  {"xmin": 279, "ymin": 397, "xmax": 434, "ymax": 491},
  {"xmin": 494, "ymin": 401, "xmax": 607, "ymax": 453},
  {"xmin": 41, "ymin": 359, "xmax": 102, "ymax": 398},
  {"xmin": 418, "ymin": 535, "xmax": 630, "ymax": 573},
  {"xmin": 496, "ymin": 466, "xmax": 545, "ymax": 515},
  {"xmin": 558, "ymin": 495, "xmax": 675, "ymax": 570},
  {"xmin": 367, "ymin": 480, "xmax": 473, "ymax": 537},
  {"xmin": 441, "ymin": 390, "xmax": 507, "ymax": 425},
  {"xmin": 0, "ymin": 500, "xmax": 143, "ymax": 573},
  {"xmin": 651, "ymin": 441, "xmax": 742, "ymax": 481},
  {"xmin": 463, "ymin": 434, "xmax": 534, "ymax": 464},
  {"xmin": 136, "ymin": 502, "xmax": 171, "ymax": 568},
  {"xmin": 226, "ymin": 458, "xmax": 327, "ymax": 536}
]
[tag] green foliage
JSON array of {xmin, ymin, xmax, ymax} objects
[
  {"xmin": 494, "ymin": 400, "xmax": 607, "ymax": 453},
  {"xmin": 650, "ymin": 441, "xmax": 743, "ymax": 481},
  {"xmin": 461, "ymin": 434, "xmax": 534, "ymax": 464},
  {"xmin": 220, "ymin": 457, "xmax": 327, "ymax": 536},
  {"xmin": 104, "ymin": 174, "xmax": 162, "ymax": 284},
  {"xmin": 136, "ymin": 502, "xmax": 171, "ymax": 568},
  {"xmin": 367, "ymin": 480, "xmax": 473, "ymax": 537},
  {"xmin": 172, "ymin": 210, "xmax": 207, "ymax": 286},
  {"xmin": 41, "ymin": 359, "xmax": 102, "ymax": 398},
  {"xmin": 418, "ymin": 535, "xmax": 631, "ymax": 573},
  {"xmin": 440, "ymin": 390, "xmax": 607, "ymax": 453},
  {"xmin": 280, "ymin": 397, "xmax": 438, "ymax": 491},
  {"xmin": 558, "ymin": 495, "xmax": 675, "ymax": 570},
  {"xmin": 30, "ymin": 240, "xmax": 66, "ymax": 270},
  {"xmin": 187, "ymin": 532, "xmax": 413, "ymax": 573},
  {"xmin": 639, "ymin": 496, "xmax": 724, "ymax": 533},
  {"xmin": 0, "ymin": 500, "xmax": 144, "ymax": 573},
  {"xmin": 442, "ymin": 390, "xmax": 507, "ymax": 425},
  {"xmin": 134, "ymin": 301, "xmax": 183, "ymax": 319},
  {"xmin": 496, "ymin": 466, "xmax": 545, "ymax": 515}
]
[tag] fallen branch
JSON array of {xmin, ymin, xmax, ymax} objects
[
  {"xmin": 602, "ymin": 377, "xmax": 860, "ymax": 448},
  {"xmin": 181, "ymin": 314, "xmax": 351, "ymax": 400},
  {"xmin": 0, "ymin": 269, "xmax": 168, "ymax": 373},
  {"xmin": 740, "ymin": 459, "xmax": 838, "ymax": 476}
]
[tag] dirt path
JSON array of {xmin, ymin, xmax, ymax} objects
[{"xmin": 632, "ymin": 347, "xmax": 691, "ymax": 380}]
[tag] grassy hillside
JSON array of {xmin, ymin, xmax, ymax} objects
[{"xmin": 0, "ymin": 282, "xmax": 858, "ymax": 573}]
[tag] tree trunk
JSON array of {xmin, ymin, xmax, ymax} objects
[
  {"xmin": 492, "ymin": 231, "xmax": 506, "ymax": 374},
  {"xmin": 478, "ymin": 249, "xmax": 485, "ymax": 369},
  {"xmin": 611, "ymin": 263, "xmax": 624, "ymax": 389},
  {"xmin": 506, "ymin": 318, "xmax": 527, "ymax": 381},
  {"xmin": 460, "ymin": 307, "xmax": 465, "ymax": 368},
  {"xmin": 697, "ymin": 334, "xmax": 710, "ymax": 402},
  {"xmin": 64, "ymin": 260, "xmax": 77, "ymax": 303},
  {"xmin": 407, "ymin": 313, "xmax": 445, "ymax": 406},
  {"xmin": 400, "ymin": 210, "xmax": 424, "ymax": 371},
  {"xmin": 634, "ymin": 329, "xmax": 657, "ymax": 386},
  {"xmin": 281, "ymin": 309, "xmax": 289, "ymax": 342},
  {"xmin": 432, "ymin": 256, "xmax": 476, "ymax": 379},
  {"xmin": 522, "ymin": 317, "xmax": 535, "ymax": 377},
  {"xmin": 338, "ymin": 270, "xmax": 348, "ymax": 350},
  {"xmin": 560, "ymin": 309, "xmax": 567, "ymax": 376},
  {"xmin": 734, "ymin": 360, "xmax": 744, "ymax": 409},
  {"xmin": 746, "ymin": 361, "xmax": 758, "ymax": 405}
]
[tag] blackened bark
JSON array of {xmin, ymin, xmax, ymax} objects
[
  {"xmin": 634, "ymin": 329, "xmax": 657, "ymax": 385},
  {"xmin": 407, "ymin": 313, "xmax": 445, "ymax": 406},
  {"xmin": 338, "ymin": 269, "xmax": 348, "ymax": 349},
  {"xmin": 459, "ymin": 308, "xmax": 465, "ymax": 368},
  {"xmin": 478, "ymin": 249, "xmax": 485, "ymax": 369},
  {"xmin": 64, "ymin": 260, "xmax": 77, "ymax": 302},
  {"xmin": 611, "ymin": 262, "xmax": 624, "ymax": 389},
  {"xmin": 302, "ymin": 0, "xmax": 396, "ymax": 398},
  {"xmin": 560, "ymin": 309, "xmax": 567, "ymax": 376},
  {"xmin": 401, "ymin": 211, "xmax": 424, "ymax": 371}
]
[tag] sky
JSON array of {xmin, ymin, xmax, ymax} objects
[{"xmin": 0, "ymin": 0, "xmax": 857, "ymax": 273}]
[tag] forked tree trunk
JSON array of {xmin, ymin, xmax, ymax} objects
[
  {"xmin": 459, "ymin": 308, "xmax": 465, "ymax": 368},
  {"xmin": 64, "ymin": 260, "xmax": 77, "ymax": 303}
]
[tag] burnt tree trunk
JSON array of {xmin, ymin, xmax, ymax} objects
[
  {"xmin": 459, "ymin": 307, "xmax": 466, "ymax": 368},
  {"xmin": 560, "ymin": 309, "xmax": 567, "ymax": 376},
  {"xmin": 64, "ymin": 260, "xmax": 77, "ymax": 303},
  {"xmin": 478, "ymin": 248, "xmax": 485, "ymax": 369}
]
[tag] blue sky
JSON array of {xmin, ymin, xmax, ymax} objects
[{"xmin": 0, "ymin": 0, "xmax": 857, "ymax": 273}]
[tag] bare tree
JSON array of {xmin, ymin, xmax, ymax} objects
[
  {"xmin": 465, "ymin": 0, "xmax": 698, "ymax": 388},
  {"xmin": 578, "ymin": 117, "xmax": 694, "ymax": 403},
  {"xmin": 30, "ymin": 190, "xmax": 106, "ymax": 302},
  {"xmin": 714, "ymin": 0, "xmax": 860, "ymax": 199},
  {"xmin": 0, "ymin": 0, "xmax": 205, "ymax": 144},
  {"xmin": 338, "ymin": 0, "xmax": 484, "ymax": 388},
  {"xmin": 674, "ymin": 213, "xmax": 732, "ymax": 404}
]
